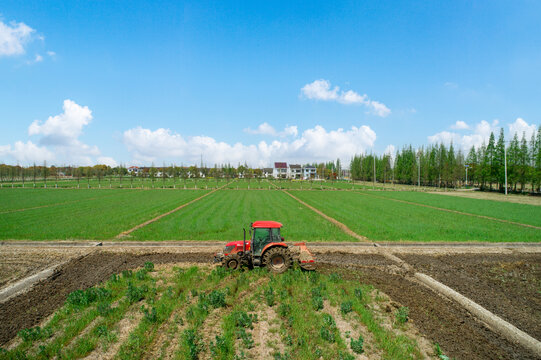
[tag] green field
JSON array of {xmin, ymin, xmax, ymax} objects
[
  {"xmin": 129, "ymin": 190, "xmax": 353, "ymax": 241},
  {"xmin": 367, "ymin": 190, "xmax": 541, "ymax": 227},
  {"xmin": 0, "ymin": 189, "xmax": 208, "ymax": 240},
  {"xmin": 289, "ymin": 190, "xmax": 541, "ymax": 242},
  {"xmin": 1, "ymin": 187, "xmax": 539, "ymax": 242}
]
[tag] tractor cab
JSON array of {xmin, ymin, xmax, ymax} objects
[{"xmin": 251, "ymin": 221, "xmax": 285, "ymax": 258}]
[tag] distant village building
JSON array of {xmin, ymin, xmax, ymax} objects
[
  {"xmin": 127, "ymin": 166, "xmax": 142, "ymax": 175},
  {"xmin": 303, "ymin": 165, "xmax": 317, "ymax": 180},
  {"xmin": 262, "ymin": 168, "xmax": 273, "ymax": 178},
  {"xmin": 289, "ymin": 164, "xmax": 302, "ymax": 179},
  {"xmin": 273, "ymin": 162, "xmax": 288, "ymax": 179}
]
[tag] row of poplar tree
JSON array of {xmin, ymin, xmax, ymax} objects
[{"xmin": 350, "ymin": 126, "xmax": 541, "ymax": 193}]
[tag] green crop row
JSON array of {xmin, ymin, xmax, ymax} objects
[
  {"xmin": 0, "ymin": 190, "xmax": 208, "ymax": 240},
  {"xmin": 129, "ymin": 190, "xmax": 354, "ymax": 241},
  {"xmin": 289, "ymin": 190, "xmax": 541, "ymax": 242}
]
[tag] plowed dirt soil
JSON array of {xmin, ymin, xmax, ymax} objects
[
  {"xmin": 0, "ymin": 247, "xmax": 540, "ymax": 360},
  {"xmin": 400, "ymin": 253, "xmax": 541, "ymax": 340}
]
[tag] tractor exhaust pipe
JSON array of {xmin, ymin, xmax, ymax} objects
[{"xmin": 243, "ymin": 228, "xmax": 246, "ymax": 253}]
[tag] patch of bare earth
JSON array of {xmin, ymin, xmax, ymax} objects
[
  {"xmin": 249, "ymin": 305, "xmax": 284, "ymax": 360},
  {"xmin": 0, "ymin": 247, "xmax": 91, "ymax": 289},
  {"xmin": 428, "ymin": 190, "xmax": 541, "ymax": 206},
  {"xmin": 323, "ymin": 300, "xmax": 381, "ymax": 360}
]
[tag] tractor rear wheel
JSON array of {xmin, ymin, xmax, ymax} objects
[
  {"xmin": 223, "ymin": 254, "xmax": 240, "ymax": 270},
  {"xmin": 263, "ymin": 247, "xmax": 293, "ymax": 274}
]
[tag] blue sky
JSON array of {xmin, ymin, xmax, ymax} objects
[{"xmin": 1, "ymin": 0, "xmax": 540, "ymax": 167}]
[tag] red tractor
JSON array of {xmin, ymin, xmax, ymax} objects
[{"xmin": 214, "ymin": 221, "xmax": 316, "ymax": 273}]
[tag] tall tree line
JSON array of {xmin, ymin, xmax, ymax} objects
[{"xmin": 350, "ymin": 126, "xmax": 541, "ymax": 193}]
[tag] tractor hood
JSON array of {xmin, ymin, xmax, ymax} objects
[{"xmin": 225, "ymin": 240, "xmax": 251, "ymax": 251}]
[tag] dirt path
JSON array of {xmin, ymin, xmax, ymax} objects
[
  {"xmin": 116, "ymin": 182, "xmax": 230, "ymax": 239},
  {"xmin": 355, "ymin": 191, "xmax": 541, "ymax": 230},
  {"xmin": 429, "ymin": 190, "xmax": 541, "ymax": 206}
]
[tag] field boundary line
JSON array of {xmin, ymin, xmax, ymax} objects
[
  {"xmin": 354, "ymin": 191, "xmax": 541, "ymax": 230},
  {"xmin": 282, "ymin": 190, "xmax": 369, "ymax": 241},
  {"xmin": 115, "ymin": 183, "xmax": 230, "ymax": 239}
]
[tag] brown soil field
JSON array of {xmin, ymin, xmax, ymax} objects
[
  {"xmin": 428, "ymin": 190, "xmax": 541, "ymax": 206},
  {"xmin": 0, "ymin": 246, "xmax": 540, "ymax": 359},
  {"xmin": 0, "ymin": 247, "xmax": 91, "ymax": 289},
  {"xmin": 400, "ymin": 253, "xmax": 541, "ymax": 340}
]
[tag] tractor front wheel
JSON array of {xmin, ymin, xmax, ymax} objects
[
  {"xmin": 223, "ymin": 254, "xmax": 240, "ymax": 270},
  {"xmin": 263, "ymin": 247, "xmax": 293, "ymax": 274}
]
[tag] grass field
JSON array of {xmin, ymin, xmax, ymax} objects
[
  {"xmin": 0, "ymin": 190, "xmax": 208, "ymax": 240},
  {"xmin": 129, "ymin": 190, "xmax": 354, "ymax": 241},
  {"xmin": 366, "ymin": 190, "xmax": 541, "ymax": 227},
  {"xmin": 1, "ymin": 186, "xmax": 539, "ymax": 242},
  {"xmin": 0, "ymin": 264, "xmax": 428, "ymax": 360},
  {"xmin": 289, "ymin": 190, "xmax": 541, "ymax": 242},
  {"xmin": 0, "ymin": 178, "xmax": 230, "ymax": 190}
]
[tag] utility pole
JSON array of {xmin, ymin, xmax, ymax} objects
[
  {"xmin": 504, "ymin": 143, "xmax": 508, "ymax": 195},
  {"xmin": 373, "ymin": 154, "xmax": 376, "ymax": 190},
  {"xmin": 417, "ymin": 152, "xmax": 420, "ymax": 189}
]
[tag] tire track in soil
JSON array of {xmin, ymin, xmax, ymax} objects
[
  {"xmin": 115, "ymin": 182, "xmax": 231, "ymax": 239},
  {"xmin": 354, "ymin": 191, "xmax": 541, "ymax": 230},
  {"xmin": 0, "ymin": 251, "xmax": 211, "ymax": 346}
]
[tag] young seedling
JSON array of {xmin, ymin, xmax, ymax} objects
[
  {"xmin": 350, "ymin": 334, "xmax": 364, "ymax": 354},
  {"xmin": 395, "ymin": 306, "xmax": 409, "ymax": 324}
]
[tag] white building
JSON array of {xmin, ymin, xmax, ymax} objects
[
  {"xmin": 289, "ymin": 164, "xmax": 302, "ymax": 179},
  {"xmin": 303, "ymin": 165, "xmax": 317, "ymax": 180},
  {"xmin": 273, "ymin": 162, "xmax": 288, "ymax": 179}
]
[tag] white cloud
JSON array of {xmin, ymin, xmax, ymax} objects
[
  {"xmin": 29, "ymin": 99, "xmax": 93, "ymax": 147},
  {"xmin": 301, "ymin": 79, "xmax": 391, "ymax": 117},
  {"xmin": 451, "ymin": 120, "xmax": 469, "ymax": 130},
  {"xmin": 0, "ymin": 141, "xmax": 54, "ymax": 164},
  {"xmin": 244, "ymin": 123, "xmax": 299, "ymax": 137},
  {"xmin": 1, "ymin": 100, "xmax": 115, "ymax": 166},
  {"xmin": 244, "ymin": 122, "xmax": 277, "ymax": 136},
  {"xmin": 25, "ymin": 53, "xmax": 43, "ymax": 65},
  {"xmin": 508, "ymin": 118, "xmax": 537, "ymax": 140},
  {"xmin": 283, "ymin": 125, "xmax": 298, "ymax": 137},
  {"xmin": 0, "ymin": 20, "xmax": 35, "ymax": 57},
  {"xmin": 46, "ymin": 50, "xmax": 55, "ymax": 57},
  {"xmin": 384, "ymin": 144, "xmax": 396, "ymax": 156},
  {"xmin": 97, "ymin": 156, "xmax": 118, "ymax": 167},
  {"xmin": 123, "ymin": 124, "xmax": 376, "ymax": 167},
  {"xmin": 301, "ymin": 79, "xmax": 339, "ymax": 101},
  {"xmin": 428, "ymin": 119, "xmax": 510, "ymax": 151}
]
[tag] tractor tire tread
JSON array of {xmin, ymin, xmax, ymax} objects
[{"xmin": 262, "ymin": 247, "xmax": 293, "ymax": 274}]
